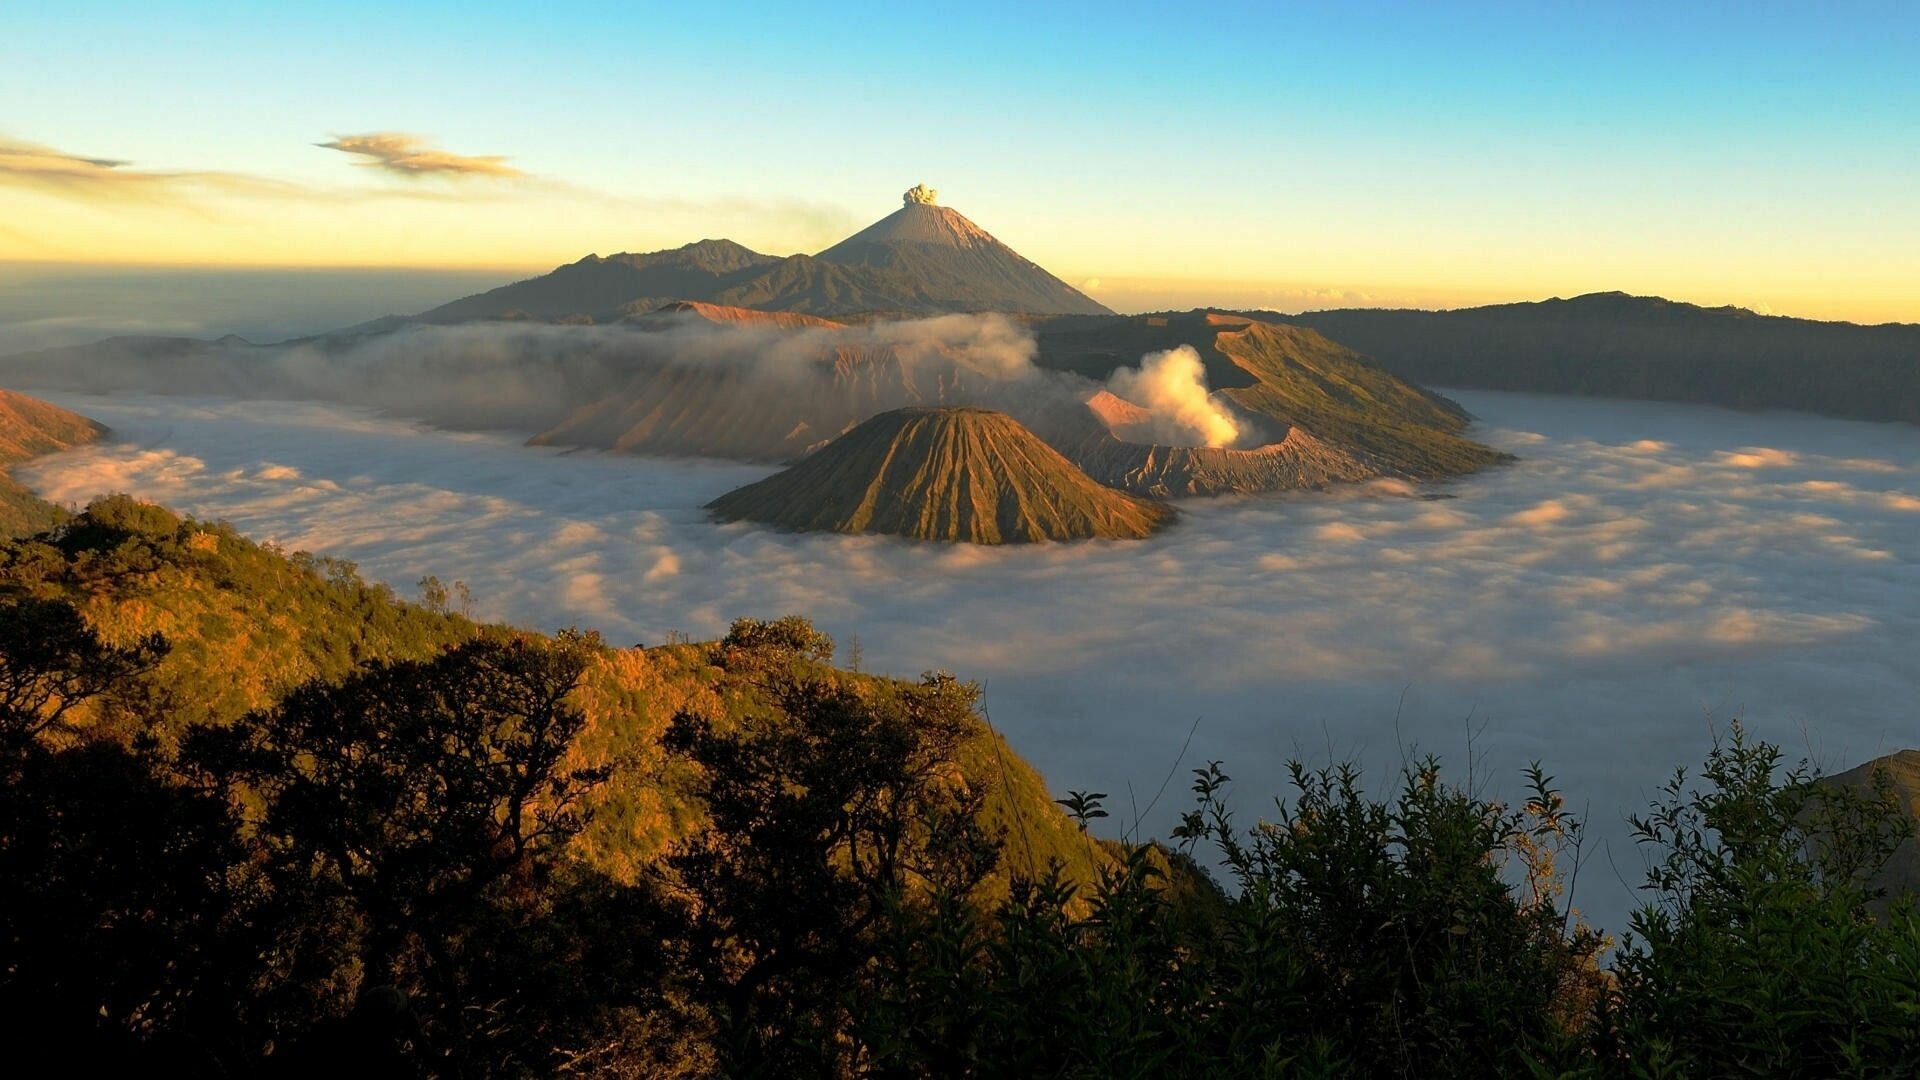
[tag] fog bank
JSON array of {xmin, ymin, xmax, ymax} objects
[
  {"xmin": 0, "ymin": 315, "xmax": 1250, "ymax": 453},
  {"xmin": 18, "ymin": 389, "xmax": 1920, "ymax": 929}
]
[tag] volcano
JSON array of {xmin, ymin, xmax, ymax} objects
[
  {"xmin": 708, "ymin": 406, "xmax": 1173, "ymax": 544},
  {"xmin": 362, "ymin": 185, "xmax": 1110, "ymax": 327},
  {"xmin": 805, "ymin": 185, "xmax": 1108, "ymax": 315}
]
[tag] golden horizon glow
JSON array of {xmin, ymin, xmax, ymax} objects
[{"xmin": 3, "ymin": 130, "xmax": 1916, "ymax": 326}]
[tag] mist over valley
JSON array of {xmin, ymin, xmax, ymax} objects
[{"xmin": 19, "ymin": 386, "xmax": 1918, "ymax": 927}]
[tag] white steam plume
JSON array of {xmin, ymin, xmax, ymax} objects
[{"xmin": 1104, "ymin": 345, "xmax": 1242, "ymax": 448}]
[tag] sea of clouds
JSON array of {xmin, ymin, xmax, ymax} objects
[{"xmin": 17, "ymin": 389, "xmax": 1920, "ymax": 929}]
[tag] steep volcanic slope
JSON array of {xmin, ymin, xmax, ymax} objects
[
  {"xmin": 0, "ymin": 388, "xmax": 106, "ymax": 536},
  {"xmin": 806, "ymin": 185, "xmax": 1109, "ymax": 315},
  {"xmin": 532, "ymin": 309, "xmax": 1505, "ymax": 491},
  {"xmin": 1290, "ymin": 292, "xmax": 1920, "ymax": 424},
  {"xmin": 346, "ymin": 186, "xmax": 1109, "ymax": 325},
  {"xmin": 709, "ymin": 407, "xmax": 1174, "ymax": 543},
  {"xmin": 529, "ymin": 307, "xmax": 1008, "ymax": 460}
]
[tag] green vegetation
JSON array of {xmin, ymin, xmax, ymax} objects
[
  {"xmin": 0, "ymin": 495, "xmax": 477, "ymax": 738},
  {"xmin": 2, "ymin": 497, "xmax": 1916, "ymax": 1076}
]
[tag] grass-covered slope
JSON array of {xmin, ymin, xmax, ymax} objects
[
  {"xmin": 567, "ymin": 636, "xmax": 1109, "ymax": 890},
  {"xmin": 0, "ymin": 496, "xmax": 478, "ymax": 735},
  {"xmin": 709, "ymin": 406, "xmax": 1175, "ymax": 543},
  {"xmin": 0, "ymin": 496, "xmax": 1109, "ymax": 888},
  {"xmin": 0, "ymin": 388, "xmax": 107, "ymax": 538}
]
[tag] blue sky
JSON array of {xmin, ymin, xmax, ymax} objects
[{"xmin": 4, "ymin": 1, "xmax": 1917, "ymax": 320}]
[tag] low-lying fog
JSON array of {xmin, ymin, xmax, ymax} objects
[{"xmin": 18, "ymin": 389, "xmax": 1920, "ymax": 930}]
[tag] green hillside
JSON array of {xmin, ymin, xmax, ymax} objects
[
  {"xmin": 5, "ymin": 497, "xmax": 1918, "ymax": 1076},
  {"xmin": 0, "ymin": 496, "xmax": 1108, "ymax": 884}
]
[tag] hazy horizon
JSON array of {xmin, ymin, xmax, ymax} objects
[{"xmin": 9, "ymin": 259, "xmax": 1915, "ymax": 360}]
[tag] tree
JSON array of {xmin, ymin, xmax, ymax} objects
[
  {"xmin": 187, "ymin": 630, "xmax": 613, "ymax": 1068},
  {"xmin": 417, "ymin": 575, "xmax": 449, "ymax": 614},
  {"xmin": 1606, "ymin": 724, "xmax": 1920, "ymax": 1076},
  {"xmin": 0, "ymin": 596, "xmax": 262, "ymax": 1071},
  {"xmin": 663, "ymin": 662, "xmax": 998, "ymax": 1075},
  {"xmin": 0, "ymin": 595, "xmax": 165, "ymax": 753}
]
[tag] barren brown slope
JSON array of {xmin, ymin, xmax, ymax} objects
[
  {"xmin": 0, "ymin": 388, "xmax": 107, "ymax": 537},
  {"xmin": 709, "ymin": 407, "xmax": 1174, "ymax": 543},
  {"xmin": 1046, "ymin": 403, "xmax": 1379, "ymax": 497},
  {"xmin": 638, "ymin": 300, "xmax": 848, "ymax": 331}
]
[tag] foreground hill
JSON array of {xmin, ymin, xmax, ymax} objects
[
  {"xmin": 6, "ymin": 497, "xmax": 1918, "ymax": 1076},
  {"xmin": 361, "ymin": 185, "xmax": 1109, "ymax": 327},
  {"xmin": 0, "ymin": 388, "xmax": 105, "ymax": 537},
  {"xmin": 0, "ymin": 495, "xmax": 1105, "ymax": 884},
  {"xmin": 709, "ymin": 407, "xmax": 1174, "ymax": 543},
  {"xmin": 1290, "ymin": 292, "xmax": 1920, "ymax": 424}
]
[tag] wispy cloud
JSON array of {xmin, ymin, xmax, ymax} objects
[
  {"xmin": 317, "ymin": 133, "xmax": 523, "ymax": 179},
  {"xmin": 0, "ymin": 130, "xmax": 855, "ymax": 257},
  {"xmin": 0, "ymin": 136, "xmax": 298, "ymax": 201}
]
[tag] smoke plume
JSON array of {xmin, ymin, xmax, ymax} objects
[{"xmin": 1104, "ymin": 346, "xmax": 1243, "ymax": 448}]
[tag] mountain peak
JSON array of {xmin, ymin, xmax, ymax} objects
[
  {"xmin": 820, "ymin": 200, "xmax": 997, "ymax": 254},
  {"xmin": 804, "ymin": 193, "xmax": 1110, "ymax": 314}
]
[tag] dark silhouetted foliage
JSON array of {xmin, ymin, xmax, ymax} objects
[{"xmin": 3, "ymin": 568, "xmax": 1916, "ymax": 1077}]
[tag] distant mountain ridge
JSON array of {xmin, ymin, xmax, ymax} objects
[
  {"xmin": 361, "ymin": 186, "xmax": 1109, "ymax": 328},
  {"xmin": 1288, "ymin": 292, "xmax": 1920, "ymax": 424}
]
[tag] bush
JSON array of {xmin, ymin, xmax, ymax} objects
[{"xmin": 1604, "ymin": 724, "xmax": 1920, "ymax": 1077}]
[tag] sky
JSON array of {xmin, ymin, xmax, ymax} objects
[{"xmin": 4, "ymin": 1, "xmax": 1919, "ymax": 322}]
